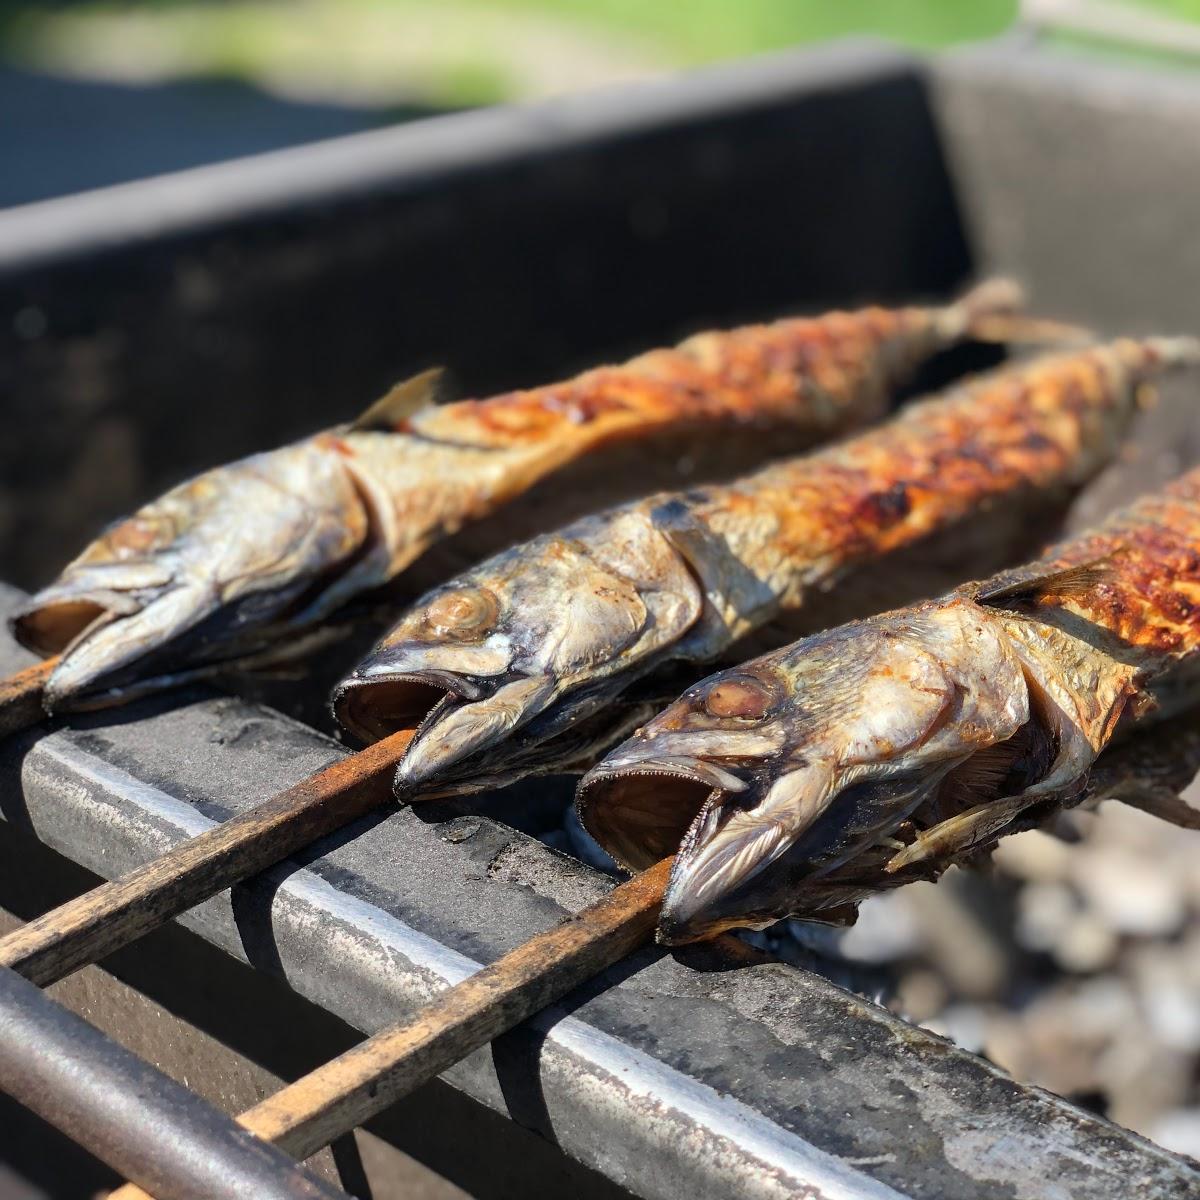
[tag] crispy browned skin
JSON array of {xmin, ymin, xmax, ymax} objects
[
  {"xmin": 410, "ymin": 303, "xmax": 947, "ymax": 451},
  {"xmin": 339, "ymin": 337, "xmax": 1194, "ymax": 801},
  {"xmin": 984, "ymin": 470, "xmax": 1200, "ymax": 669},
  {"xmin": 675, "ymin": 337, "xmax": 1174, "ymax": 620},
  {"xmin": 16, "ymin": 286, "xmax": 1017, "ymax": 710},
  {"xmin": 579, "ymin": 450, "xmax": 1200, "ymax": 944}
]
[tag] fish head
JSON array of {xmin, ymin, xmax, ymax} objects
[
  {"xmin": 333, "ymin": 511, "xmax": 704, "ymax": 792},
  {"xmin": 11, "ymin": 445, "xmax": 368, "ymax": 708},
  {"xmin": 578, "ymin": 603, "xmax": 1030, "ymax": 943}
]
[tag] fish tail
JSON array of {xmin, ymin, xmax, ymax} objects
[
  {"xmin": 935, "ymin": 278, "xmax": 1024, "ymax": 341},
  {"xmin": 1115, "ymin": 335, "xmax": 1200, "ymax": 408},
  {"xmin": 938, "ymin": 278, "xmax": 1094, "ymax": 347},
  {"xmin": 1143, "ymin": 334, "xmax": 1200, "ymax": 370}
]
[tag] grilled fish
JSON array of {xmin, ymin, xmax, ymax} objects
[
  {"xmin": 336, "ymin": 337, "xmax": 1197, "ymax": 802},
  {"xmin": 12, "ymin": 283, "xmax": 1019, "ymax": 711},
  {"xmin": 579, "ymin": 455, "xmax": 1200, "ymax": 944}
]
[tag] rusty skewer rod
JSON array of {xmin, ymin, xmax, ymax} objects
[
  {"xmin": 0, "ymin": 966, "xmax": 349, "ymax": 1200},
  {"xmin": 0, "ymin": 655, "xmax": 58, "ymax": 737},
  {"xmin": 247, "ymin": 856, "xmax": 672, "ymax": 1158},
  {"xmin": 0, "ymin": 729, "xmax": 414, "ymax": 987},
  {"xmin": 110, "ymin": 858, "xmax": 672, "ymax": 1200}
]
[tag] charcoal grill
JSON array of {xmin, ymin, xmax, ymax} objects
[{"xmin": 2, "ymin": 37, "xmax": 1200, "ymax": 1200}]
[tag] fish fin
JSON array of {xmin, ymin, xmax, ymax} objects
[
  {"xmin": 789, "ymin": 904, "xmax": 862, "ymax": 929},
  {"xmin": 940, "ymin": 278, "xmax": 1089, "ymax": 345},
  {"xmin": 966, "ymin": 314, "xmax": 1093, "ymax": 346},
  {"xmin": 349, "ymin": 367, "xmax": 446, "ymax": 431},
  {"xmin": 649, "ymin": 497, "xmax": 774, "ymax": 635},
  {"xmin": 937, "ymin": 741, "xmax": 1018, "ymax": 813},
  {"xmin": 974, "ymin": 556, "xmax": 1116, "ymax": 610},
  {"xmin": 940, "ymin": 278, "xmax": 1023, "ymax": 337},
  {"xmin": 648, "ymin": 498, "xmax": 722, "ymax": 582},
  {"xmin": 886, "ymin": 790, "xmax": 1032, "ymax": 872},
  {"xmin": 1104, "ymin": 783, "xmax": 1200, "ymax": 830}
]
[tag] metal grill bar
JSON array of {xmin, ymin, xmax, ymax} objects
[
  {"xmin": 0, "ymin": 729, "xmax": 413, "ymax": 985},
  {"xmin": 110, "ymin": 858, "xmax": 675, "ymax": 1200},
  {"xmin": 243, "ymin": 856, "xmax": 672, "ymax": 1158},
  {"xmin": 0, "ymin": 965, "xmax": 349, "ymax": 1200}
]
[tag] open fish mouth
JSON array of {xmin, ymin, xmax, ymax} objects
[
  {"xmin": 579, "ymin": 754, "xmax": 817, "ymax": 944},
  {"xmin": 334, "ymin": 660, "xmax": 561, "ymax": 795},
  {"xmin": 577, "ymin": 756, "xmax": 748, "ymax": 874},
  {"xmin": 11, "ymin": 592, "xmax": 122, "ymax": 660},
  {"xmin": 9, "ymin": 580, "xmax": 304, "ymax": 710},
  {"xmin": 333, "ymin": 669, "xmax": 487, "ymax": 744},
  {"xmin": 9, "ymin": 543, "xmax": 347, "ymax": 709},
  {"xmin": 10, "ymin": 576, "xmax": 210, "ymax": 709}
]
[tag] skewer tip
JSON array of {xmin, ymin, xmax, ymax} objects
[{"xmin": 0, "ymin": 656, "xmax": 57, "ymax": 738}]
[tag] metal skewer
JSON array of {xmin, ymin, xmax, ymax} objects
[
  {"xmin": 109, "ymin": 857, "xmax": 672, "ymax": 1200},
  {"xmin": 0, "ymin": 729, "xmax": 415, "ymax": 985},
  {"xmin": 0, "ymin": 654, "xmax": 58, "ymax": 737}
]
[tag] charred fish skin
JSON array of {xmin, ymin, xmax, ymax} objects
[
  {"xmin": 13, "ymin": 284, "xmax": 1016, "ymax": 712},
  {"xmin": 580, "ymin": 454, "xmax": 1200, "ymax": 946},
  {"xmin": 339, "ymin": 336, "xmax": 1198, "ymax": 798}
]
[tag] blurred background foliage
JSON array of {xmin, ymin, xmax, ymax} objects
[
  {"xmin": 1, "ymin": 0, "xmax": 1198, "ymax": 110},
  {"xmin": 0, "ymin": 1, "xmax": 1020, "ymax": 109},
  {"xmin": 1, "ymin": 1, "xmax": 1199, "ymax": 206}
]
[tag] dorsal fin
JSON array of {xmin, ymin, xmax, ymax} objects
[
  {"xmin": 975, "ymin": 555, "xmax": 1117, "ymax": 611},
  {"xmin": 350, "ymin": 367, "xmax": 445, "ymax": 431}
]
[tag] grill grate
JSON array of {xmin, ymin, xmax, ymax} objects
[{"xmin": 0, "ymin": 703, "xmax": 668, "ymax": 1198}]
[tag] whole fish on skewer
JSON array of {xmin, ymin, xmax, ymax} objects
[
  {"xmin": 336, "ymin": 336, "xmax": 1199, "ymax": 801},
  {"xmin": 578, "ymin": 459, "xmax": 1200, "ymax": 945},
  {"xmin": 12, "ymin": 282, "xmax": 1019, "ymax": 712}
]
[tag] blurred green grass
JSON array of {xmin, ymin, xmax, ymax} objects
[
  {"xmin": 0, "ymin": 0, "xmax": 1020, "ymax": 107},
  {"xmin": 1, "ymin": 1, "xmax": 1198, "ymax": 109},
  {"xmin": 465, "ymin": 0, "xmax": 1019, "ymax": 59},
  {"xmin": 1130, "ymin": 0, "xmax": 1200, "ymax": 20}
]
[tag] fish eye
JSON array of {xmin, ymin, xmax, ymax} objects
[
  {"xmin": 426, "ymin": 587, "xmax": 500, "ymax": 638},
  {"xmin": 702, "ymin": 676, "xmax": 775, "ymax": 720}
]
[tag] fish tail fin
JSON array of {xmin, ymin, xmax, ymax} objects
[
  {"xmin": 967, "ymin": 313, "xmax": 1094, "ymax": 346},
  {"xmin": 936, "ymin": 278, "xmax": 1023, "ymax": 340},
  {"xmin": 1143, "ymin": 335, "xmax": 1200, "ymax": 370},
  {"xmin": 939, "ymin": 278, "xmax": 1092, "ymax": 346},
  {"xmin": 956, "ymin": 277, "xmax": 1026, "ymax": 325}
]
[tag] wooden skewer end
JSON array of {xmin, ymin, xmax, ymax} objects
[{"xmin": 0, "ymin": 656, "xmax": 58, "ymax": 738}]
